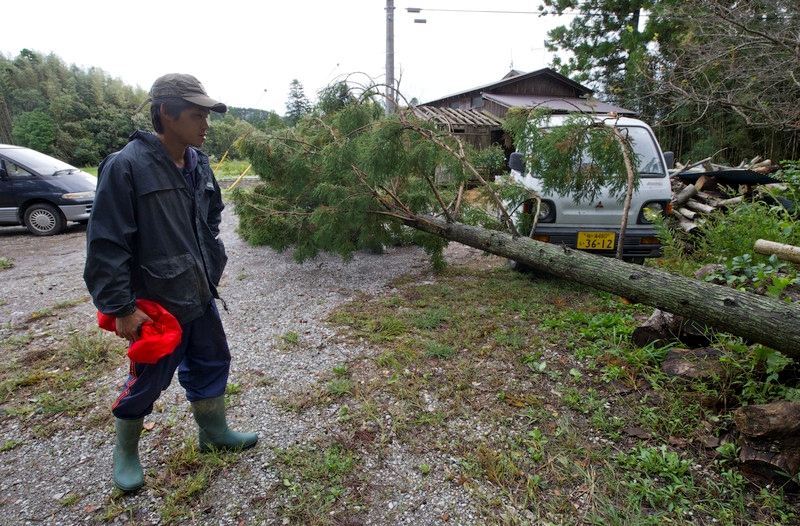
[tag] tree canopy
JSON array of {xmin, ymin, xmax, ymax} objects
[{"xmin": 0, "ymin": 49, "xmax": 147, "ymax": 165}]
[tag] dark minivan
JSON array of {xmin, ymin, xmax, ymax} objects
[{"xmin": 0, "ymin": 144, "xmax": 96, "ymax": 235}]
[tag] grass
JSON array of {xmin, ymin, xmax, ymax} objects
[
  {"xmin": 153, "ymin": 440, "xmax": 237, "ymax": 524},
  {"xmin": 0, "ymin": 257, "xmax": 13, "ymax": 270},
  {"xmin": 320, "ymin": 264, "xmax": 799, "ymax": 524},
  {"xmin": 83, "ymin": 159, "xmax": 254, "ymax": 180},
  {"xmin": 0, "ymin": 330, "xmax": 122, "ymax": 419},
  {"xmin": 272, "ymin": 442, "xmax": 361, "ymax": 525},
  {"xmin": 211, "ymin": 159, "xmax": 253, "ymax": 180}
]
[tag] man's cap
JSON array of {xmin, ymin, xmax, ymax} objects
[{"xmin": 149, "ymin": 73, "xmax": 227, "ymax": 113}]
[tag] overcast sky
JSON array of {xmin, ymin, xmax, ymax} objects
[{"xmin": 2, "ymin": 0, "xmax": 573, "ymax": 114}]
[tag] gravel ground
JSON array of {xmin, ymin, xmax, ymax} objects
[{"xmin": 0, "ymin": 209, "xmax": 485, "ymax": 525}]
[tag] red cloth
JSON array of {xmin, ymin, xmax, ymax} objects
[{"xmin": 97, "ymin": 299, "xmax": 183, "ymax": 364}]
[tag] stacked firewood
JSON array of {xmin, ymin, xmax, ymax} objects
[{"xmin": 668, "ymin": 156, "xmax": 780, "ymax": 233}]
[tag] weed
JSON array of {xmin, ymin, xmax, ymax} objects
[
  {"xmin": 410, "ymin": 306, "xmax": 450, "ymax": 329},
  {"xmin": 53, "ymin": 297, "xmax": 89, "ymax": 310},
  {"xmin": 418, "ymin": 463, "xmax": 432, "ymax": 475},
  {"xmin": 27, "ymin": 308, "xmax": 53, "ymax": 322},
  {"xmin": 332, "ymin": 364, "xmax": 348, "ymax": 377},
  {"xmin": 155, "ymin": 440, "xmax": 235, "ymax": 524},
  {"xmin": 225, "ymin": 382, "xmax": 242, "ymax": 396},
  {"xmin": 326, "ymin": 378, "xmax": 353, "ymax": 397},
  {"xmin": 0, "ymin": 257, "xmax": 13, "ymax": 270},
  {"xmin": 59, "ymin": 493, "xmax": 81, "ymax": 507},
  {"xmin": 274, "ymin": 443, "xmax": 359, "ymax": 525},
  {"xmin": 0, "ymin": 439, "xmax": 22, "ymax": 452},
  {"xmin": 424, "ymin": 340, "xmax": 455, "ymax": 359},
  {"xmin": 281, "ymin": 331, "xmax": 300, "ymax": 346}
]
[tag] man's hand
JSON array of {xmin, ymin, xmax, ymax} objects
[{"xmin": 116, "ymin": 308, "xmax": 153, "ymax": 343}]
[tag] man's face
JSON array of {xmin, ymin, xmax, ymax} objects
[{"xmin": 162, "ymin": 105, "xmax": 211, "ymax": 147}]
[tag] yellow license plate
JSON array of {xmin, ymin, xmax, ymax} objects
[{"xmin": 576, "ymin": 231, "xmax": 616, "ymax": 250}]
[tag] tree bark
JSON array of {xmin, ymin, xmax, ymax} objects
[{"xmin": 405, "ymin": 216, "xmax": 800, "ymax": 358}]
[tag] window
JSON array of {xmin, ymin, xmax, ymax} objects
[{"xmin": 0, "ymin": 158, "xmax": 33, "ymax": 178}]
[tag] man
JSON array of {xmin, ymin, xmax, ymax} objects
[{"xmin": 84, "ymin": 73, "xmax": 257, "ymax": 492}]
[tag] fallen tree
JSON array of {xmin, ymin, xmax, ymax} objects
[
  {"xmin": 232, "ymin": 94, "xmax": 800, "ymax": 357},
  {"xmin": 402, "ymin": 215, "xmax": 800, "ymax": 358}
]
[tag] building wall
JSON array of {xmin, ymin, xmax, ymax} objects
[{"xmin": 494, "ymin": 76, "xmax": 579, "ymax": 97}]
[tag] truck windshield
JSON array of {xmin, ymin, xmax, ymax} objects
[{"xmin": 621, "ymin": 126, "xmax": 664, "ymax": 177}]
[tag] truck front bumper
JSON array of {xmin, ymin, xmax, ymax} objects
[{"xmin": 532, "ymin": 225, "xmax": 662, "ymax": 259}]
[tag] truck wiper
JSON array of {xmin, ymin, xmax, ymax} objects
[{"xmin": 53, "ymin": 168, "xmax": 77, "ymax": 175}]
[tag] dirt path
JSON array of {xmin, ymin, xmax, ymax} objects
[{"xmin": 0, "ymin": 210, "xmax": 489, "ymax": 525}]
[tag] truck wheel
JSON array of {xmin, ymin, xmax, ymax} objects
[
  {"xmin": 624, "ymin": 257, "xmax": 645, "ymax": 265},
  {"xmin": 24, "ymin": 203, "xmax": 65, "ymax": 236}
]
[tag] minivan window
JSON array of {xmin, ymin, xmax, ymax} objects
[
  {"xmin": 4, "ymin": 148, "xmax": 75, "ymax": 175},
  {"xmin": 3, "ymin": 159, "xmax": 33, "ymax": 178}
]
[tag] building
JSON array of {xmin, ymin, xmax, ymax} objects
[{"xmin": 414, "ymin": 68, "xmax": 633, "ymax": 151}]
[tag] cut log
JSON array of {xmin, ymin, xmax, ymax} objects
[
  {"xmin": 694, "ymin": 175, "xmax": 711, "ymax": 191},
  {"xmin": 734, "ymin": 401, "xmax": 800, "ymax": 479},
  {"xmin": 632, "ymin": 309, "xmax": 711, "ymax": 348},
  {"xmin": 734, "ymin": 401, "xmax": 800, "ymax": 439},
  {"xmin": 754, "ymin": 239, "xmax": 800, "ymax": 264},
  {"xmin": 671, "ymin": 211, "xmax": 699, "ymax": 233},
  {"xmin": 677, "ymin": 207, "xmax": 697, "ymax": 220},
  {"xmin": 405, "ymin": 216, "xmax": 800, "ymax": 358},
  {"xmin": 749, "ymin": 159, "xmax": 773, "ymax": 171},
  {"xmin": 718, "ymin": 196, "xmax": 744, "ymax": 208},
  {"xmin": 673, "ymin": 184, "xmax": 698, "ymax": 207},
  {"xmin": 675, "ymin": 157, "xmax": 713, "ymax": 175},
  {"xmin": 686, "ymin": 199, "xmax": 716, "ymax": 214},
  {"xmin": 661, "ymin": 348, "xmax": 722, "ymax": 379}
]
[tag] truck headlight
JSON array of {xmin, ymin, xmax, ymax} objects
[
  {"xmin": 62, "ymin": 191, "xmax": 95, "ymax": 201},
  {"xmin": 638, "ymin": 201, "xmax": 670, "ymax": 224},
  {"xmin": 537, "ymin": 200, "xmax": 555, "ymax": 222}
]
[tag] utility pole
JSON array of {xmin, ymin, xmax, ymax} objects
[{"xmin": 386, "ymin": 0, "xmax": 396, "ymax": 114}]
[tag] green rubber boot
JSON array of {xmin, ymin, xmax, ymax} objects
[
  {"xmin": 113, "ymin": 417, "xmax": 144, "ymax": 492},
  {"xmin": 190, "ymin": 395, "xmax": 258, "ymax": 452}
]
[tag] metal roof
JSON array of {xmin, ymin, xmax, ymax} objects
[
  {"xmin": 424, "ymin": 68, "xmax": 592, "ymax": 105},
  {"xmin": 412, "ymin": 106, "xmax": 504, "ymax": 128},
  {"xmin": 482, "ymin": 93, "xmax": 636, "ymax": 115}
]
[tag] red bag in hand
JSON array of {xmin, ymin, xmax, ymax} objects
[{"xmin": 97, "ymin": 299, "xmax": 183, "ymax": 364}]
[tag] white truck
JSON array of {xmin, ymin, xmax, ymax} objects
[{"xmin": 507, "ymin": 114, "xmax": 674, "ymax": 263}]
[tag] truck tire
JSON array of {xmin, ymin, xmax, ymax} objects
[{"xmin": 24, "ymin": 203, "xmax": 65, "ymax": 236}]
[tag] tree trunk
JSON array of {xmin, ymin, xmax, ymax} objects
[{"xmin": 405, "ymin": 216, "xmax": 800, "ymax": 358}]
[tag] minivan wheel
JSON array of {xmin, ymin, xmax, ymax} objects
[{"xmin": 24, "ymin": 203, "xmax": 65, "ymax": 236}]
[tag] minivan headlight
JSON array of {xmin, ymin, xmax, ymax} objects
[{"xmin": 62, "ymin": 191, "xmax": 95, "ymax": 201}]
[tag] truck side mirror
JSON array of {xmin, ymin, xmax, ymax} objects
[
  {"xmin": 663, "ymin": 151, "xmax": 675, "ymax": 170},
  {"xmin": 508, "ymin": 152, "xmax": 526, "ymax": 173}
]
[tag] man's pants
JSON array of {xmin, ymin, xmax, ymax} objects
[{"xmin": 112, "ymin": 301, "xmax": 231, "ymax": 420}]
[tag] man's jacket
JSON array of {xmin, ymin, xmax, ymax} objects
[{"xmin": 84, "ymin": 130, "xmax": 227, "ymax": 324}]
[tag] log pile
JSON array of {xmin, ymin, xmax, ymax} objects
[{"xmin": 668, "ymin": 156, "xmax": 780, "ymax": 234}]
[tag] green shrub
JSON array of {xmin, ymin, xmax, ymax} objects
[{"xmin": 696, "ymin": 201, "xmax": 799, "ymax": 263}]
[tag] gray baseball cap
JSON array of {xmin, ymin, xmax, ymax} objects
[{"xmin": 149, "ymin": 73, "xmax": 227, "ymax": 113}]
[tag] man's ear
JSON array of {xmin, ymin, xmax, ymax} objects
[{"xmin": 159, "ymin": 103, "xmax": 173, "ymax": 124}]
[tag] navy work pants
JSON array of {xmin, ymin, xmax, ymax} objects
[{"xmin": 112, "ymin": 301, "xmax": 230, "ymax": 420}]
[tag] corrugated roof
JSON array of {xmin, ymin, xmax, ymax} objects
[
  {"xmin": 412, "ymin": 106, "xmax": 504, "ymax": 128},
  {"xmin": 424, "ymin": 68, "xmax": 592, "ymax": 105},
  {"xmin": 482, "ymin": 93, "xmax": 635, "ymax": 115}
]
